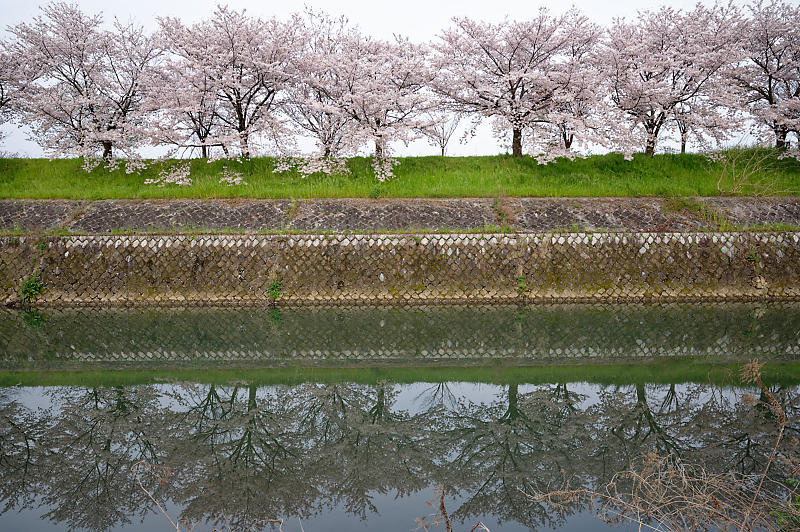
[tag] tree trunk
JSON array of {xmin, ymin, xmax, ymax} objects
[
  {"xmin": 441, "ymin": 145, "xmax": 446, "ymax": 157},
  {"xmin": 102, "ymin": 141, "xmax": 113, "ymax": 161},
  {"xmin": 675, "ymin": 118, "xmax": 688, "ymax": 155},
  {"xmin": 240, "ymin": 132, "xmax": 250, "ymax": 159},
  {"xmin": 508, "ymin": 383, "xmax": 518, "ymax": 413},
  {"xmin": 636, "ymin": 382, "xmax": 647, "ymax": 404},
  {"xmin": 201, "ymin": 145, "xmax": 208, "ymax": 159},
  {"xmin": 374, "ymin": 117, "xmax": 384, "ymax": 159},
  {"xmin": 323, "ymin": 145, "xmax": 331, "ymax": 158},
  {"xmin": 371, "ymin": 383, "xmax": 387, "ymax": 423},
  {"xmin": 248, "ymin": 384, "xmax": 257, "ymax": 410},
  {"xmin": 504, "ymin": 383, "xmax": 519, "ymax": 422},
  {"xmin": 775, "ymin": 126, "xmax": 788, "ymax": 150},
  {"xmin": 222, "ymin": 144, "xmax": 230, "ymax": 158},
  {"xmin": 644, "ymin": 122, "xmax": 661, "ymax": 157},
  {"xmin": 645, "ymin": 136, "xmax": 656, "ymax": 157},
  {"xmin": 512, "ymin": 128, "xmax": 522, "ymax": 157}
]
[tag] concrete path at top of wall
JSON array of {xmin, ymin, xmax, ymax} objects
[{"xmin": 0, "ymin": 197, "xmax": 799, "ymax": 234}]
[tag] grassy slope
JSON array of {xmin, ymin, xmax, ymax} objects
[
  {"xmin": 1, "ymin": 151, "xmax": 799, "ymax": 199},
  {"xmin": 2, "ymin": 360, "xmax": 800, "ymax": 387}
]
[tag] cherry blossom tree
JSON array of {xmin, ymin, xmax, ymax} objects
[
  {"xmin": 604, "ymin": 4, "xmax": 743, "ymax": 156},
  {"xmin": 524, "ymin": 8, "xmax": 615, "ymax": 162},
  {"xmin": 432, "ymin": 11, "xmax": 572, "ymax": 157},
  {"xmin": 664, "ymin": 3, "xmax": 747, "ymax": 154},
  {"xmin": 343, "ymin": 35, "xmax": 433, "ymax": 161},
  {"xmin": 0, "ymin": 47, "xmax": 28, "ymax": 122},
  {"xmin": 415, "ymin": 110, "xmax": 463, "ymax": 156},
  {"xmin": 730, "ymin": 0, "xmax": 800, "ymax": 150},
  {"xmin": 303, "ymin": 30, "xmax": 433, "ymax": 179},
  {"xmin": 0, "ymin": 46, "xmax": 34, "ymax": 145},
  {"xmin": 143, "ymin": 35, "xmax": 222, "ymax": 158},
  {"xmin": 7, "ymin": 2, "xmax": 161, "ymax": 161},
  {"xmin": 158, "ymin": 6, "xmax": 301, "ymax": 158},
  {"xmin": 0, "ymin": 53, "xmax": 10, "ymax": 117},
  {"xmin": 283, "ymin": 10, "xmax": 358, "ymax": 159}
]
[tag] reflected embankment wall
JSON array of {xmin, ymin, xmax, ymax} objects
[{"xmin": 3, "ymin": 303, "xmax": 799, "ymax": 370}]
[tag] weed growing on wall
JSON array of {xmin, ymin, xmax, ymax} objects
[{"xmin": 20, "ymin": 273, "xmax": 43, "ymax": 304}]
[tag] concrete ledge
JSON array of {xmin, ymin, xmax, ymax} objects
[
  {"xmin": 2, "ymin": 231, "xmax": 799, "ymax": 305},
  {"xmin": 3, "ymin": 197, "xmax": 800, "ymax": 234}
]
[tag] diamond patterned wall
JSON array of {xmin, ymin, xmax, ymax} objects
[{"xmin": 1, "ymin": 232, "xmax": 799, "ymax": 306}]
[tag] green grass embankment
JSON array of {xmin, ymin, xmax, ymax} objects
[{"xmin": 1, "ymin": 150, "xmax": 798, "ymax": 199}]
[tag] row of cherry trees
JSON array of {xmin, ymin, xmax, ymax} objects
[{"xmin": 0, "ymin": 0, "xmax": 798, "ymax": 171}]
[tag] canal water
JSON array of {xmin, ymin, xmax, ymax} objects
[{"xmin": 0, "ymin": 304, "xmax": 798, "ymax": 531}]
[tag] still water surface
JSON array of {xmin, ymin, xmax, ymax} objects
[{"xmin": 0, "ymin": 304, "xmax": 798, "ymax": 531}]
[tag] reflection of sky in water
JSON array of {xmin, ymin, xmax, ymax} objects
[
  {"xmin": 2, "ymin": 386, "xmax": 57, "ymax": 413},
  {"xmin": 0, "ymin": 501, "xmax": 178, "ymax": 532},
  {"xmin": 0, "ymin": 380, "xmax": 793, "ymax": 532},
  {"xmin": 2, "ymin": 381, "xmax": 744, "ymax": 415},
  {"xmin": 0, "ymin": 494, "xmax": 634, "ymax": 532}
]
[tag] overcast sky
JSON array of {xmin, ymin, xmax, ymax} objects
[{"xmin": 1, "ymin": 0, "xmax": 727, "ymax": 157}]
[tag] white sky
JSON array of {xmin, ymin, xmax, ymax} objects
[{"xmin": 0, "ymin": 0, "xmax": 725, "ymax": 157}]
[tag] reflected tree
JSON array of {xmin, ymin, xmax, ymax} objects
[
  {"xmin": 440, "ymin": 383, "xmax": 592, "ymax": 529},
  {"xmin": 166, "ymin": 383, "xmax": 316, "ymax": 531},
  {"xmin": 300, "ymin": 382, "xmax": 436, "ymax": 519},
  {"xmin": 0, "ymin": 393, "xmax": 45, "ymax": 513},
  {"xmin": 35, "ymin": 386, "xmax": 163, "ymax": 530},
  {"xmin": 0, "ymin": 379, "xmax": 796, "ymax": 532}
]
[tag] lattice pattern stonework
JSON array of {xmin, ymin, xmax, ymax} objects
[{"xmin": 1, "ymin": 232, "xmax": 799, "ymax": 305}]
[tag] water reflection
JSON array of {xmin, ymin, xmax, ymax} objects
[{"xmin": 0, "ymin": 379, "xmax": 797, "ymax": 531}]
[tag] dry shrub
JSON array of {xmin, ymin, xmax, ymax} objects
[
  {"xmin": 707, "ymin": 148, "xmax": 787, "ymax": 196},
  {"xmin": 531, "ymin": 360, "xmax": 800, "ymax": 532},
  {"xmin": 533, "ymin": 452, "xmax": 797, "ymax": 532},
  {"xmin": 415, "ymin": 486, "xmax": 491, "ymax": 532}
]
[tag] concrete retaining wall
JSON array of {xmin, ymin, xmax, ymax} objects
[{"xmin": 2, "ymin": 232, "xmax": 799, "ymax": 306}]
